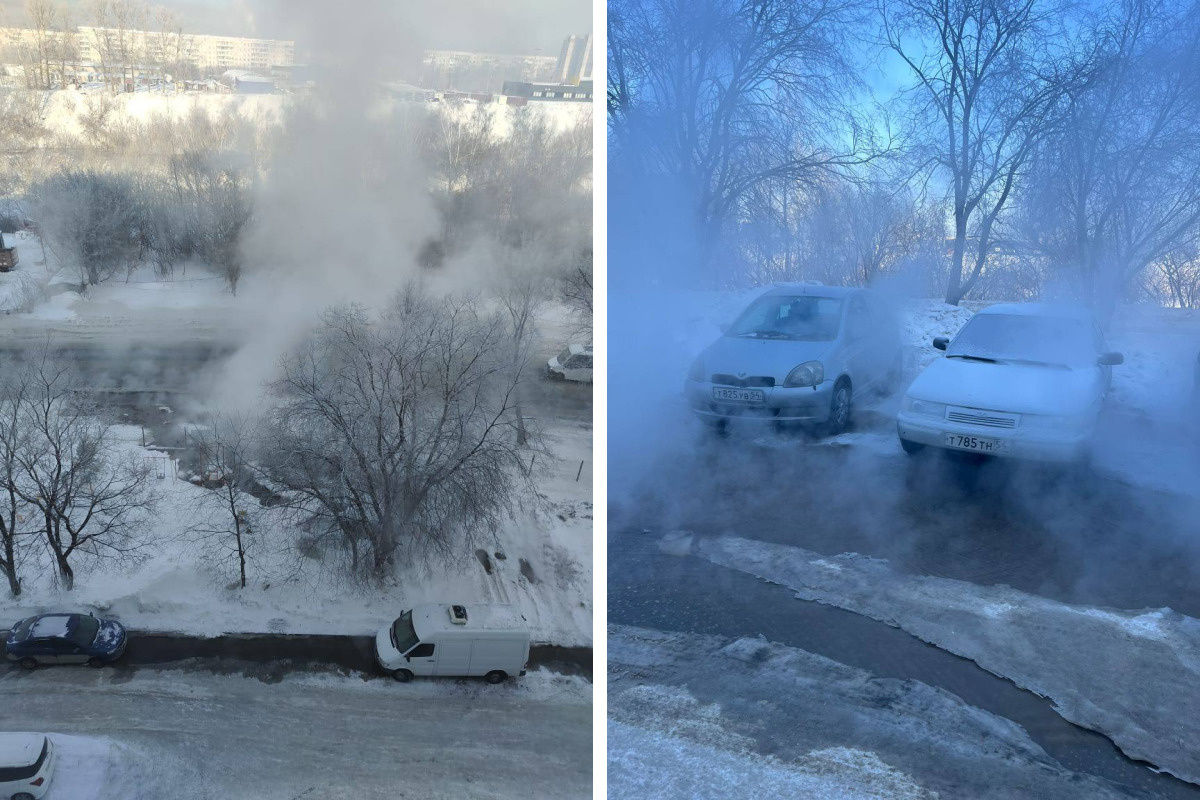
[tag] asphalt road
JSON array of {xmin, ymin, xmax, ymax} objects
[{"xmin": 609, "ymin": 427, "xmax": 1200, "ymax": 799}]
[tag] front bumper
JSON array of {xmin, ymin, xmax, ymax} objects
[
  {"xmin": 896, "ymin": 411, "xmax": 1092, "ymax": 463},
  {"xmin": 685, "ymin": 379, "xmax": 835, "ymax": 423}
]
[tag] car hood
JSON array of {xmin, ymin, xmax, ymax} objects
[
  {"xmin": 701, "ymin": 336, "xmax": 834, "ymax": 380},
  {"xmin": 91, "ymin": 619, "xmax": 126, "ymax": 654},
  {"xmin": 909, "ymin": 357, "xmax": 1102, "ymax": 415}
]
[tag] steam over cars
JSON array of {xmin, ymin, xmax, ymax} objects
[
  {"xmin": 685, "ymin": 285, "xmax": 903, "ymax": 434},
  {"xmin": 5, "ymin": 613, "xmax": 127, "ymax": 670},
  {"xmin": 897, "ymin": 303, "xmax": 1122, "ymax": 462}
]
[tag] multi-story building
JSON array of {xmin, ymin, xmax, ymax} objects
[
  {"xmin": 554, "ymin": 34, "xmax": 592, "ymax": 85},
  {"xmin": 0, "ymin": 25, "xmax": 293, "ymax": 76}
]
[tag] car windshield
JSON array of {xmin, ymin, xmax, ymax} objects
[
  {"xmin": 948, "ymin": 314, "xmax": 1094, "ymax": 367},
  {"xmin": 68, "ymin": 616, "xmax": 100, "ymax": 648},
  {"xmin": 728, "ymin": 295, "xmax": 844, "ymax": 342},
  {"xmin": 391, "ymin": 610, "xmax": 420, "ymax": 654},
  {"xmin": 558, "ymin": 347, "xmax": 573, "ymax": 362}
]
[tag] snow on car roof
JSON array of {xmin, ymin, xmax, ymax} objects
[
  {"xmin": 0, "ymin": 733, "xmax": 44, "ymax": 766},
  {"xmin": 29, "ymin": 614, "xmax": 72, "ymax": 639},
  {"xmin": 412, "ymin": 604, "xmax": 528, "ymax": 635},
  {"xmin": 977, "ymin": 302, "xmax": 1095, "ymax": 321}
]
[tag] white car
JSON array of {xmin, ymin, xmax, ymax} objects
[
  {"xmin": 684, "ymin": 285, "xmax": 903, "ymax": 434},
  {"xmin": 547, "ymin": 344, "xmax": 593, "ymax": 383},
  {"xmin": 0, "ymin": 734, "xmax": 55, "ymax": 800},
  {"xmin": 897, "ymin": 303, "xmax": 1123, "ymax": 462}
]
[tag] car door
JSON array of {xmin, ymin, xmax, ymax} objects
[
  {"xmin": 434, "ymin": 640, "xmax": 473, "ymax": 676},
  {"xmin": 575, "ymin": 354, "xmax": 593, "ymax": 382},
  {"xmin": 406, "ymin": 642, "xmax": 437, "ymax": 676}
]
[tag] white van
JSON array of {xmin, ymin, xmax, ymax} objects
[{"xmin": 374, "ymin": 604, "xmax": 531, "ymax": 684}]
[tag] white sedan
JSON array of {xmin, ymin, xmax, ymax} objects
[
  {"xmin": 547, "ymin": 344, "xmax": 593, "ymax": 383},
  {"xmin": 897, "ymin": 303, "xmax": 1123, "ymax": 463}
]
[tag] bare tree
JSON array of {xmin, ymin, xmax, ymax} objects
[
  {"xmin": 25, "ymin": 0, "xmax": 55, "ymax": 90},
  {"xmin": 609, "ymin": 0, "xmax": 878, "ymax": 283},
  {"xmin": 882, "ymin": 0, "xmax": 1074, "ymax": 304},
  {"xmin": 12, "ymin": 355, "xmax": 154, "ymax": 590},
  {"xmin": 1020, "ymin": 0, "xmax": 1200, "ymax": 317},
  {"xmin": 28, "ymin": 170, "xmax": 145, "ymax": 286},
  {"xmin": 264, "ymin": 286, "xmax": 540, "ymax": 581},
  {"xmin": 561, "ymin": 245, "xmax": 593, "ymax": 338},
  {"xmin": 188, "ymin": 413, "xmax": 263, "ymax": 589},
  {"xmin": 0, "ymin": 369, "xmax": 35, "ymax": 597}
]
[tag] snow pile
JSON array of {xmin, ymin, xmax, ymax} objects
[
  {"xmin": 692, "ymin": 533, "xmax": 1200, "ymax": 784},
  {"xmin": 0, "ymin": 232, "xmax": 53, "ymax": 313},
  {"xmin": 609, "ymin": 719, "xmax": 932, "ymax": 800},
  {"xmin": 609, "ymin": 625, "xmax": 1136, "ymax": 799}
]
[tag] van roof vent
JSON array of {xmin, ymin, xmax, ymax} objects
[{"xmin": 449, "ymin": 605, "xmax": 468, "ymax": 624}]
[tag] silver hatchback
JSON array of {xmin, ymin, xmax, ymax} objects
[{"xmin": 684, "ymin": 285, "xmax": 903, "ymax": 434}]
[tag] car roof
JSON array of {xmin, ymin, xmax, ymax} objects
[
  {"xmin": 411, "ymin": 604, "xmax": 529, "ymax": 636},
  {"xmin": 0, "ymin": 734, "xmax": 44, "ymax": 766},
  {"xmin": 976, "ymin": 302, "xmax": 1095, "ymax": 321},
  {"xmin": 761, "ymin": 283, "xmax": 861, "ymax": 299},
  {"xmin": 28, "ymin": 614, "xmax": 75, "ymax": 640}
]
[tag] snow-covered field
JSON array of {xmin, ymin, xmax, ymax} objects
[{"xmin": 0, "ymin": 416, "xmax": 592, "ymax": 645}]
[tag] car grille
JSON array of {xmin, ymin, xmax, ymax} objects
[
  {"xmin": 711, "ymin": 374, "xmax": 775, "ymax": 388},
  {"xmin": 946, "ymin": 407, "xmax": 1019, "ymax": 429}
]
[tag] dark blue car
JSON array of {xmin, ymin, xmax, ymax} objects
[{"xmin": 5, "ymin": 613, "xmax": 127, "ymax": 670}]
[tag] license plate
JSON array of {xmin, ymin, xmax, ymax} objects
[
  {"xmin": 712, "ymin": 387, "xmax": 764, "ymax": 404},
  {"xmin": 944, "ymin": 433, "xmax": 1008, "ymax": 454}
]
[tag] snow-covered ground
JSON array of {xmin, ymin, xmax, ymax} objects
[
  {"xmin": 0, "ymin": 419, "xmax": 592, "ymax": 646},
  {"xmin": 609, "ymin": 625, "xmax": 1137, "ymax": 799},
  {"xmin": 683, "ymin": 532, "xmax": 1200, "ymax": 784},
  {"xmin": 3, "ymin": 666, "xmax": 591, "ymax": 799}
]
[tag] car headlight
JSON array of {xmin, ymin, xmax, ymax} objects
[
  {"xmin": 902, "ymin": 397, "xmax": 947, "ymax": 417},
  {"xmin": 687, "ymin": 356, "xmax": 705, "ymax": 382},
  {"xmin": 783, "ymin": 361, "xmax": 824, "ymax": 388}
]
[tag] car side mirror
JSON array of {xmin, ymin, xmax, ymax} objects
[
  {"xmin": 932, "ymin": 337, "xmax": 949, "ymax": 351},
  {"xmin": 405, "ymin": 654, "xmax": 411, "ymax": 662},
  {"xmin": 1098, "ymin": 352, "xmax": 1124, "ymax": 366}
]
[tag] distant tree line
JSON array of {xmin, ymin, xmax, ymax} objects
[{"xmin": 609, "ymin": 0, "xmax": 1200, "ymax": 315}]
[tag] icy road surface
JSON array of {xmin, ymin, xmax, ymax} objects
[
  {"xmin": 609, "ymin": 625, "xmax": 1142, "ymax": 799},
  {"xmin": 691, "ymin": 533, "xmax": 1200, "ymax": 785},
  {"xmin": 2, "ymin": 667, "xmax": 591, "ymax": 799}
]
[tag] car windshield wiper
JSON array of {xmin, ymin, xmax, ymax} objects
[
  {"xmin": 945, "ymin": 354, "xmax": 1000, "ymax": 364},
  {"xmin": 736, "ymin": 330, "xmax": 793, "ymax": 340},
  {"xmin": 1002, "ymin": 358, "xmax": 1071, "ymax": 369}
]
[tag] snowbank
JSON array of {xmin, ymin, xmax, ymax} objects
[{"xmin": 691, "ymin": 533, "xmax": 1200, "ymax": 784}]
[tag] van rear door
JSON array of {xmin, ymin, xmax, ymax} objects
[{"xmin": 434, "ymin": 639, "xmax": 472, "ymax": 676}]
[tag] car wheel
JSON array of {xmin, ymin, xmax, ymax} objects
[
  {"xmin": 900, "ymin": 438, "xmax": 924, "ymax": 456},
  {"xmin": 12, "ymin": 792, "xmax": 36, "ymax": 800},
  {"xmin": 484, "ymin": 670, "xmax": 507, "ymax": 684},
  {"xmin": 824, "ymin": 379, "xmax": 852, "ymax": 436},
  {"xmin": 88, "ymin": 656, "xmax": 106, "ymax": 668},
  {"xmin": 393, "ymin": 668, "xmax": 414, "ymax": 683},
  {"xmin": 19, "ymin": 657, "xmax": 37, "ymax": 671}
]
